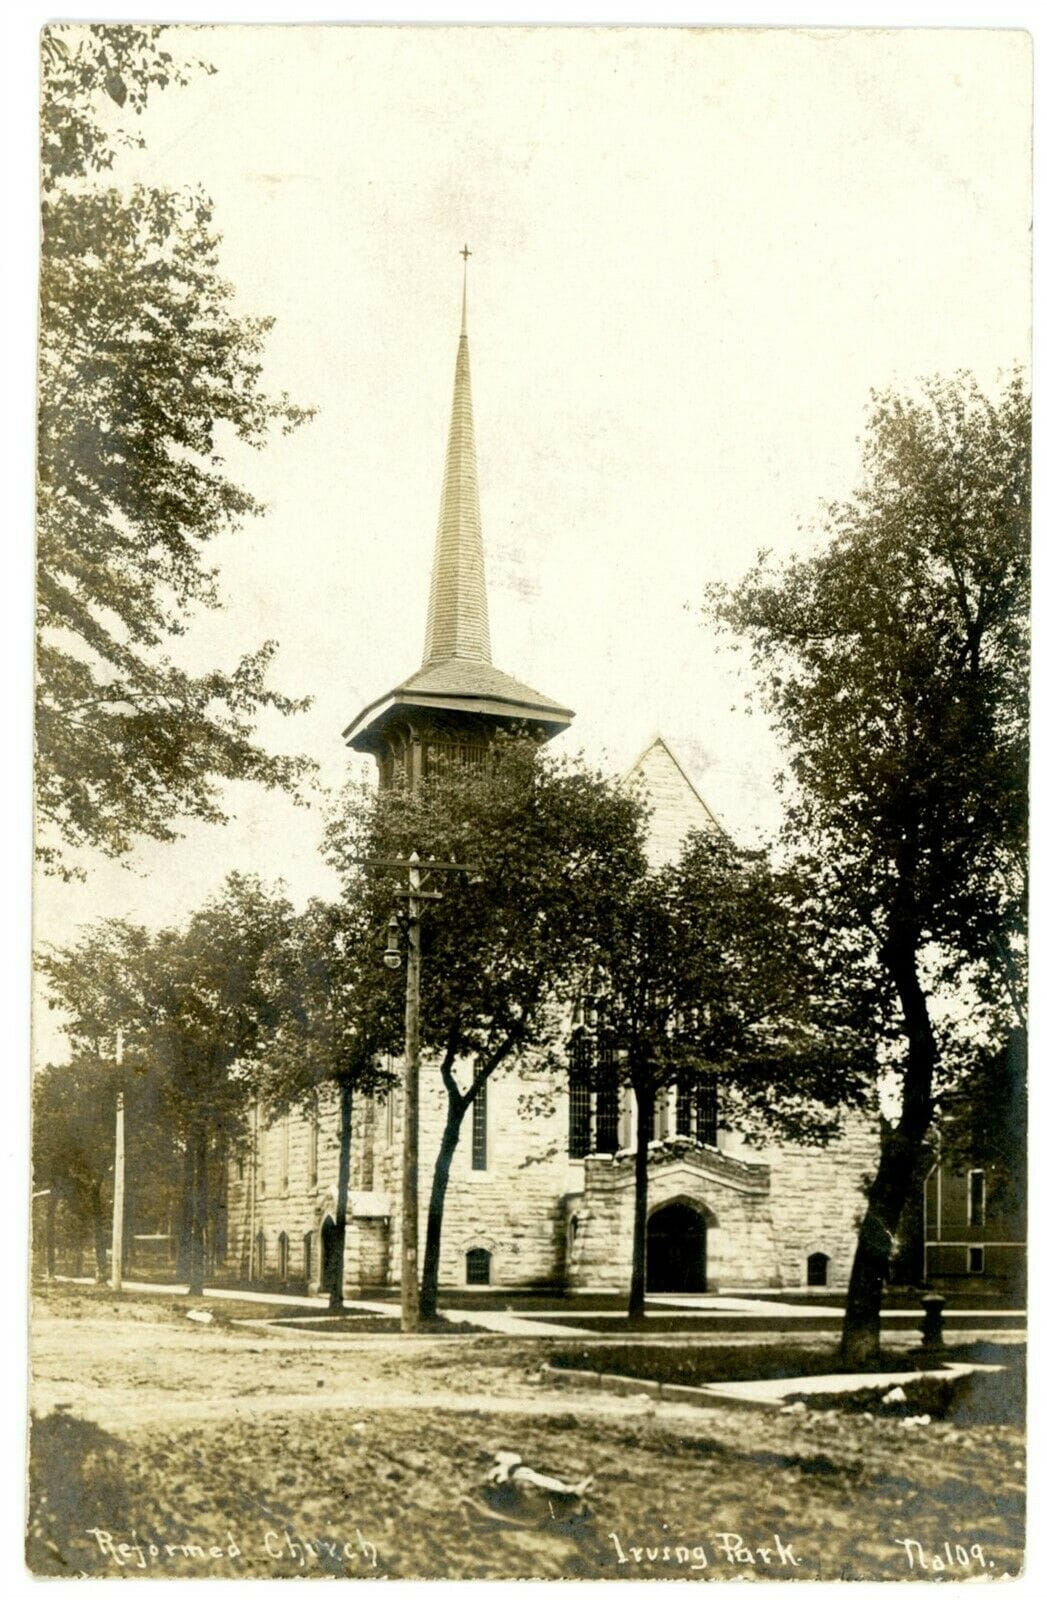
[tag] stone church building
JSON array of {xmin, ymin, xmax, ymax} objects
[{"xmin": 225, "ymin": 269, "xmax": 877, "ymax": 1299}]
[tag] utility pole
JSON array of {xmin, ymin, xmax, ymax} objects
[
  {"xmin": 365, "ymin": 851, "xmax": 477, "ymax": 1332},
  {"xmin": 401, "ymin": 855, "xmax": 423, "ymax": 1332},
  {"xmin": 110, "ymin": 1027, "xmax": 125, "ymax": 1293}
]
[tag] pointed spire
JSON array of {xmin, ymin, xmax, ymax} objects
[{"xmin": 422, "ymin": 245, "xmax": 491, "ymax": 666}]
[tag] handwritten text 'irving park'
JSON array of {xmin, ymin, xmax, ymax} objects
[{"xmin": 610, "ymin": 1531, "xmax": 801, "ymax": 1570}]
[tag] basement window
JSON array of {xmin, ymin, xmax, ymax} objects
[
  {"xmin": 466, "ymin": 1247, "xmax": 491, "ymax": 1286},
  {"xmin": 968, "ymin": 1246, "xmax": 985, "ymax": 1275},
  {"xmin": 806, "ymin": 1251, "xmax": 829, "ymax": 1288}
]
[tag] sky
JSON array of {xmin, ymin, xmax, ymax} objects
[{"xmin": 33, "ymin": 24, "xmax": 1031, "ymax": 1055}]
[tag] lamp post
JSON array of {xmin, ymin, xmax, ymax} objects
[{"xmin": 364, "ymin": 852, "xmax": 476, "ymax": 1332}]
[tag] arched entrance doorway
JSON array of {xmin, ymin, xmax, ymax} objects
[
  {"xmin": 320, "ymin": 1215, "xmax": 339, "ymax": 1295},
  {"xmin": 646, "ymin": 1203, "xmax": 707, "ymax": 1293}
]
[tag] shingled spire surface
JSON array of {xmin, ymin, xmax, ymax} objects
[
  {"xmin": 343, "ymin": 254, "xmax": 573, "ymax": 758},
  {"xmin": 422, "ymin": 275, "xmax": 492, "ymax": 665}
]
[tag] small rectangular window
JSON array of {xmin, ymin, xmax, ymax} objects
[
  {"xmin": 968, "ymin": 1169, "xmax": 985, "ymax": 1228},
  {"xmin": 471, "ymin": 1068, "xmax": 488, "ymax": 1171},
  {"xmin": 968, "ymin": 1245, "xmax": 985, "ymax": 1274}
]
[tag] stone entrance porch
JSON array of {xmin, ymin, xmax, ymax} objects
[{"xmin": 564, "ymin": 1139, "xmax": 779, "ymax": 1292}]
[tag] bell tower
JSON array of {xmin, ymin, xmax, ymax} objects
[{"xmin": 343, "ymin": 250, "xmax": 573, "ymax": 786}]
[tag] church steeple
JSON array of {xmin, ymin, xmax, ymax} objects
[
  {"xmin": 422, "ymin": 245, "xmax": 491, "ymax": 666},
  {"xmin": 343, "ymin": 250, "xmax": 573, "ymax": 781}
]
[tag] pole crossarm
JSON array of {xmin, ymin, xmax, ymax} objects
[{"xmin": 353, "ymin": 856, "xmax": 476, "ymax": 873}]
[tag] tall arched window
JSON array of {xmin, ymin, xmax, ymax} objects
[
  {"xmin": 568, "ymin": 1034, "xmax": 593, "ymax": 1156},
  {"xmin": 307, "ymin": 1099, "xmax": 319, "ymax": 1191},
  {"xmin": 278, "ymin": 1231, "xmax": 290, "ymax": 1281}
]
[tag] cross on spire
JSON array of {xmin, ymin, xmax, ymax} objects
[{"xmin": 458, "ymin": 243, "xmax": 471, "ymax": 336}]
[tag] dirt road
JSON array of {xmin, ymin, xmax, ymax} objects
[{"xmin": 28, "ymin": 1287, "xmax": 1025, "ymax": 1581}]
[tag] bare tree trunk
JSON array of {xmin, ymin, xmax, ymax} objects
[
  {"xmin": 177, "ymin": 1140, "xmax": 195, "ymax": 1282},
  {"xmin": 841, "ymin": 933, "xmax": 936, "ymax": 1365},
  {"xmin": 92, "ymin": 1202, "xmax": 107, "ymax": 1283},
  {"xmin": 328, "ymin": 1081, "xmax": 353, "ymax": 1312},
  {"xmin": 188, "ymin": 1126, "xmax": 208, "ymax": 1297},
  {"xmin": 420, "ymin": 1096, "xmax": 467, "ymax": 1322},
  {"xmin": 45, "ymin": 1191, "xmax": 57, "ymax": 1279},
  {"xmin": 628, "ymin": 1079, "xmax": 655, "ymax": 1321}
]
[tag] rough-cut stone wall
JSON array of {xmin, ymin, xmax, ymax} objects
[
  {"xmin": 226, "ymin": 1093, "xmax": 337, "ymax": 1285},
  {"xmin": 392, "ymin": 1056, "xmax": 577, "ymax": 1289},
  {"xmin": 225, "ymin": 1078, "xmax": 882, "ymax": 1296},
  {"xmin": 759, "ymin": 1111, "xmax": 882, "ymax": 1290},
  {"xmin": 565, "ymin": 1142, "xmax": 778, "ymax": 1291},
  {"xmin": 626, "ymin": 737, "xmax": 719, "ymax": 869}
]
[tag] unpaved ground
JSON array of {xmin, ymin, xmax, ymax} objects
[{"xmin": 28, "ymin": 1287, "xmax": 1025, "ymax": 1581}]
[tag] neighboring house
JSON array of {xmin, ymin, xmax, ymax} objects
[
  {"xmin": 225, "ymin": 267, "xmax": 878, "ymax": 1297},
  {"xmin": 923, "ymin": 1152, "xmax": 1026, "ymax": 1293}
]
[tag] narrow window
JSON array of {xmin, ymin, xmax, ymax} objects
[
  {"xmin": 255, "ymin": 1230, "xmax": 266, "ymax": 1276},
  {"xmin": 968, "ymin": 1245, "xmax": 985, "ymax": 1274},
  {"xmin": 359, "ymin": 1094, "xmax": 375, "ymax": 1191},
  {"xmin": 568, "ymin": 1034, "xmax": 593, "ymax": 1157},
  {"xmin": 303, "ymin": 1231, "xmax": 313, "ymax": 1284},
  {"xmin": 675, "ymin": 1082, "xmax": 694, "ymax": 1138},
  {"xmin": 968, "ymin": 1169, "xmax": 985, "ymax": 1228},
  {"xmin": 466, "ymin": 1247, "xmax": 491, "ymax": 1285},
  {"xmin": 471, "ymin": 1068, "xmax": 488, "ymax": 1171},
  {"xmin": 277, "ymin": 1231, "xmax": 289, "ymax": 1281},
  {"xmin": 695, "ymin": 1079, "xmax": 719, "ymax": 1147},
  {"xmin": 806, "ymin": 1251, "xmax": 830, "ymax": 1287},
  {"xmin": 307, "ymin": 1099, "xmax": 319, "ymax": 1191},
  {"xmin": 594, "ymin": 1043, "xmax": 619, "ymax": 1153}
]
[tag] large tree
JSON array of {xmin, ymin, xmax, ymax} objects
[
  {"xmin": 712, "ymin": 372, "xmax": 1029, "ymax": 1361},
  {"xmin": 37, "ymin": 25, "xmax": 314, "ymax": 874},
  {"xmin": 39, "ymin": 874, "xmax": 296, "ymax": 1294},
  {"xmin": 33, "ymin": 1055, "xmax": 183, "ymax": 1282},
  {"xmin": 324, "ymin": 737, "xmax": 647, "ymax": 1322},
  {"xmin": 588, "ymin": 828, "xmax": 873, "ymax": 1320}
]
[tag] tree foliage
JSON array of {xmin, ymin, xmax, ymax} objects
[
  {"xmin": 37, "ymin": 24, "xmax": 315, "ymax": 873},
  {"xmin": 252, "ymin": 898, "xmax": 396, "ymax": 1307},
  {"xmin": 588, "ymin": 827, "xmax": 874, "ymax": 1316},
  {"xmin": 38, "ymin": 873, "xmax": 297, "ymax": 1292},
  {"xmin": 711, "ymin": 371, "xmax": 1029, "ymax": 1359},
  {"xmin": 323, "ymin": 736, "xmax": 648, "ymax": 1319}
]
